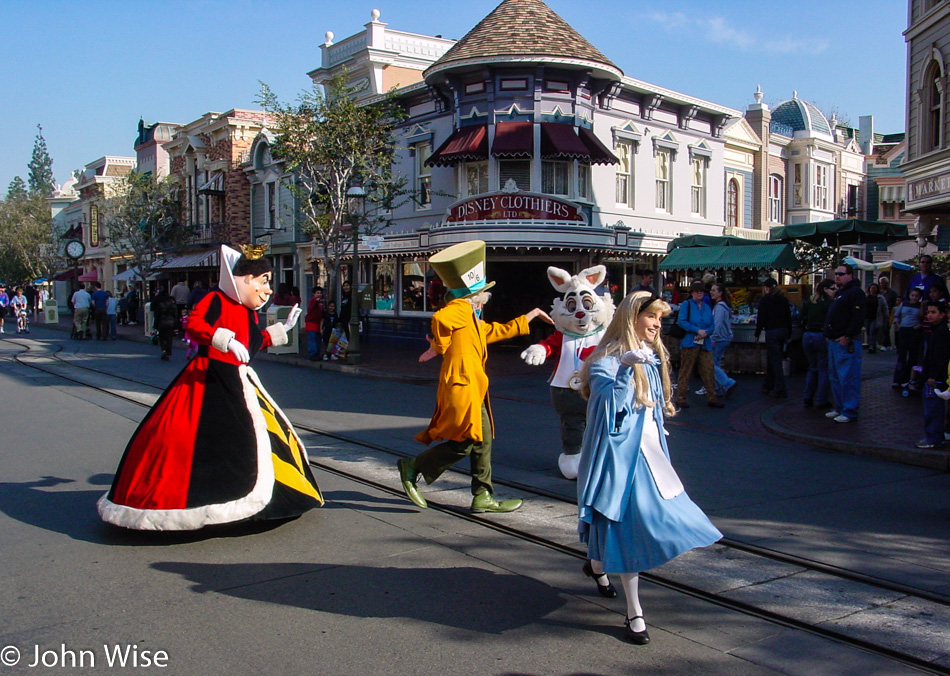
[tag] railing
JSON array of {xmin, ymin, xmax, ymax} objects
[{"xmin": 192, "ymin": 222, "xmax": 230, "ymax": 243}]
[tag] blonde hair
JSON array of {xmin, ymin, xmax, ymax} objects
[{"xmin": 580, "ymin": 291, "xmax": 676, "ymax": 417}]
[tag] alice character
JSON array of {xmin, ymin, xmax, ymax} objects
[
  {"xmin": 98, "ymin": 244, "xmax": 322, "ymax": 531},
  {"xmin": 577, "ymin": 292, "xmax": 721, "ymax": 644}
]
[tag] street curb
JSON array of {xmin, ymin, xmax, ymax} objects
[{"xmin": 760, "ymin": 404, "xmax": 950, "ymax": 471}]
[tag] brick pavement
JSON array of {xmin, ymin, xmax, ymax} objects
[{"xmin": 28, "ymin": 310, "xmax": 950, "ymax": 471}]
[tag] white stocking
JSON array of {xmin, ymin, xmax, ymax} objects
[
  {"xmin": 620, "ymin": 573, "xmax": 645, "ymax": 631},
  {"xmin": 589, "ymin": 559, "xmax": 610, "ymax": 586}
]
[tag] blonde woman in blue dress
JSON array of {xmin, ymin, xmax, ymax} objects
[{"xmin": 577, "ymin": 291, "xmax": 722, "ymax": 644}]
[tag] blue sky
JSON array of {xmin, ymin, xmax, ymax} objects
[{"xmin": 0, "ymin": 0, "xmax": 907, "ymax": 193}]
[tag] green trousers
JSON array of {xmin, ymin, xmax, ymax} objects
[{"xmin": 415, "ymin": 402, "xmax": 492, "ymax": 496}]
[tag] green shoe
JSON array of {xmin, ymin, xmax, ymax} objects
[
  {"xmin": 471, "ymin": 492, "xmax": 523, "ymax": 513},
  {"xmin": 397, "ymin": 458, "xmax": 427, "ymax": 509}
]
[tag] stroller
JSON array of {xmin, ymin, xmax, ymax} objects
[{"xmin": 16, "ymin": 308, "xmax": 29, "ymax": 334}]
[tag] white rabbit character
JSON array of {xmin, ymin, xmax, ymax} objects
[{"xmin": 521, "ymin": 266, "xmax": 615, "ymax": 479}]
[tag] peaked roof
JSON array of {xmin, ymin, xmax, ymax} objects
[{"xmin": 424, "ymin": 0, "xmax": 621, "ymax": 81}]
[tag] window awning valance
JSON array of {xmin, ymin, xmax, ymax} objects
[
  {"xmin": 540, "ymin": 123, "xmax": 590, "ymax": 160},
  {"xmin": 198, "ymin": 172, "xmax": 225, "ymax": 195},
  {"xmin": 426, "ymin": 122, "xmax": 618, "ymax": 166},
  {"xmin": 879, "ymin": 185, "xmax": 905, "ymax": 203},
  {"xmin": 491, "ymin": 121, "xmax": 533, "ymax": 158},
  {"xmin": 659, "ymin": 243, "xmax": 799, "ymax": 271},
  {"xmin": 425, "ymin": 125, "xmax": 488, "ymax": 167},
  {"xmin": 578, "ymin": 126, "xmax": 618, "ymax": 165}
]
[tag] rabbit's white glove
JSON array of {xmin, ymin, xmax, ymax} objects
[{"xmin": 521, "ymin": 344, "xmax": 546, "ymax": 366}]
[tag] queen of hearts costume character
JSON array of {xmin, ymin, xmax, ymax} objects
[
  {"xmin": 521, "ymin": 266, "xmax": 614, "ymax": 480},
  {"xmin": 577, "ymin": 292, "xmax": 721, "ymax": 644},
  {"xmin": 97, "ymin": 245, "xmax": 323, "ymax": 531}
]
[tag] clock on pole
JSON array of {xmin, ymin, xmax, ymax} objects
[{"xmin": 66, "ymin": 240, "xmax": 85, "ymax": 259}]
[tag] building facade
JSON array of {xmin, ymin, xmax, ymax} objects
[
  {"xmin": 163, "ymin": 109, "xmax": 274, "ymax": 285},
  {"xmin": 310, "ymin": 2, "xmax": 739, "ymax": 339},
  {"xmin": 902, "ymin": 0, "xmax": 950, "ymax": 248},
  {"xmin": 73, "ymin": 156, "xmax": 136, "ymax": 289}
]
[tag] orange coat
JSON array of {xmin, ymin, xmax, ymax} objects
[{"xmin": 415, "ymin": 299, "xmax": 529, "ymax": 445}]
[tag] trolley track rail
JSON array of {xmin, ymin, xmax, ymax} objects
[{"xmin": 6, "ymin": 337, "xmax": 950, "ymax": 673}]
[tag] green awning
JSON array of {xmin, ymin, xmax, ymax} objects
[
  {"xmin": 665, "ymin": 233, "xmax": 765, "ymax": 253},
  {"xmin": 659, "ymin": 243, "xmax": 800, "ymax": 271},
  {"xmin": 769, "ymin": 219, "xmax": 909, "ymax": 246}
]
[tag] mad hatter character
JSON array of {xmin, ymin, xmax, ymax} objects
[
  {"xmin": 397, "ymin": 240, "xmax": 552, "ymax": 512},
  {"xmin": 98, "ymin": 244, "xmax": 323, "ymax": 531}
]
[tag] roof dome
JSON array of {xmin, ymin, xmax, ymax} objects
[
  {"xmin": 424, "ymin": 0, "xmax": 622, "ymax": 82},
  {"xmin": 771, "ymin": 93, "xmax": 832, "ymax": 138}
]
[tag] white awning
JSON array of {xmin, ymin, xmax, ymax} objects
[
  {"xmin": 157, "ymin": 250, "xmax": 219, "ymax": 270},
  {"xmin": 198, "ymin": 172, "xmax": 225, "ymax": 195},
  {"xmin": 879, "ymin": 185, "xmax": 905, "ymax": 203}
]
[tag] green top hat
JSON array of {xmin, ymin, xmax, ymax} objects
[{"xmin": 429, "ymin": 240, "xmax": 495, "ymax": 300}]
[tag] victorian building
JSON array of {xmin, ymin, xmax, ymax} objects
[
  {"xmin": 72, "ymin": 155, "xmax": 136, "ymax": 288},
  {"xmin": 902, "ymin": 0, "xmax": 950, "ymax": 250},
  {"xmin": 162, "ymin": 109, "xmax": 274, "ymax": 285},
  {"xmin": 310, "ymin": 1, "xmax": 739, "ymax": 339}
]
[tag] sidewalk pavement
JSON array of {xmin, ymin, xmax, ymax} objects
[{"xmin": 37, "ymin": 311, "xmax": 950, "ymax": 471}]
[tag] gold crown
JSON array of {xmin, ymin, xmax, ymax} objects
[{"xmin": 241, "ymin": 244, "xmax": 269, "ymax": 260}]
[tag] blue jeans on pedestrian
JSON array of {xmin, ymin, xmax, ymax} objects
[
  {"xmin": 109, "ymin": 315, "xmax": 117, "ymax": 340},
  {"xmin": 763, "ymin": 328, "xmax": 789, "ymax": 395},
  {"xmin": 923, "ymin": 384, "xmax": 946, "ymax": 445},
  {"xmin": 864, "ymin": 319, "xmax": 878, "ymax": 352},
  {"xmin": 828, "ymin": 339, "xmax": 861, "ymax": 419},
  {"xmin": 307, "ymin": 330, "xmax": 323, "ymax": 359},
  {"xmin": 802, "ymin": 331, "xmax": 830, "ymax": 405},
  {"xmin": 711, "ymin": 340, "xmax": 735, "ymax": 394}
]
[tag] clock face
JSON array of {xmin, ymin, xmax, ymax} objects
[{"xmin": 66, "ymin": 240, "xmax": 85, "ymax": 259}]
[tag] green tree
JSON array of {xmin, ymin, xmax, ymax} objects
[
  {"xmin": 98, "ymin": 170, "xmax": 191, "ymax": 291},
  {"xmin": 789, "ymin": 241, "xmax": 842, "ymax": 281},
  {"xmin": 6, "ymin": 176, "xmax": 28, "ymax": 200},
  {"xmin": 258, "ymin": 75, "xmax": 409, "ymax": 301},
  {"xmin": 27, "ymin": 124, "xmax": 55, "ymax": 197},
  {"xmin": 0, "ymin": 192, "xmax": 60, "ymax": 284}
]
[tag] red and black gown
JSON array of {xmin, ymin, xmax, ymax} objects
[{"xmin": 98, "ymin": 291, "xmax": 323, "ymax": 530}]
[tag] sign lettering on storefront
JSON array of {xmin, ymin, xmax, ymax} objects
[
  {"xmin": 445, "ymin": 192, "xmax": 586, "ymax": 224},
  {"xmin": 89, "ymin": 206, "xmax": 100, "ymax": 248},
  {"xmin": 908, "ymin": 172, "xmax": 950, "ymax": 203}
]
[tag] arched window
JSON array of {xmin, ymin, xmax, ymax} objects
[
  {"xmin": 726, "ymin": 178, "xmax": 739, "ymax": 228},
  {"xmin": 769, "ymin": 175, "xmax": 784, "ymax": 224},
  {"xmin": 925, "ymin": 60, "xmax": 944, "ymax": 152}
]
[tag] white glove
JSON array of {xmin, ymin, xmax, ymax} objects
[
  {"xmin": 282, "ymin": 304, "xmax": 301, "ymax": 331},
  {"xmin": 936, "ymin": 388, "xmax": 950, "ymax": 401},
  {"xmin": 521, "ymin": 344, "xmax": 546, "ymax": 366},
  {"xmin": 620, "ymin": 348, "xmax": 653, "ymax": 366},
  {"xmin": 227, "ymin": 338, "xmax": 250, "ymax": 363}
]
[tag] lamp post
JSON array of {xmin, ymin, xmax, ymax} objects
[{"xmin": 346, "ymin": 185, "xmax": 366, "ymax": 364}]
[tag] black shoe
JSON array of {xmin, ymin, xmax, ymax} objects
[
  {"xmin": 623, "ymin": 616, "xmax": 650, "ymax": 645},
  {"xmin": 675, "ymin": 400, "xmax": 689, "ymax": 409},
  {"xmin": 582, "ymin": 560, "xmax": 617, "ymax": 598},
  {"xmin": 803, "ymin": 399, "xmax": 813, "ymax": 408},
  {"xmin": 707, "ymin": 401, "xmax": 725, "ymax": 408}
]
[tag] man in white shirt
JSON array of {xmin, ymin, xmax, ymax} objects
[{"xmin": 71, "ymin": 284, "xmax": 92, "ymax": 339}]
